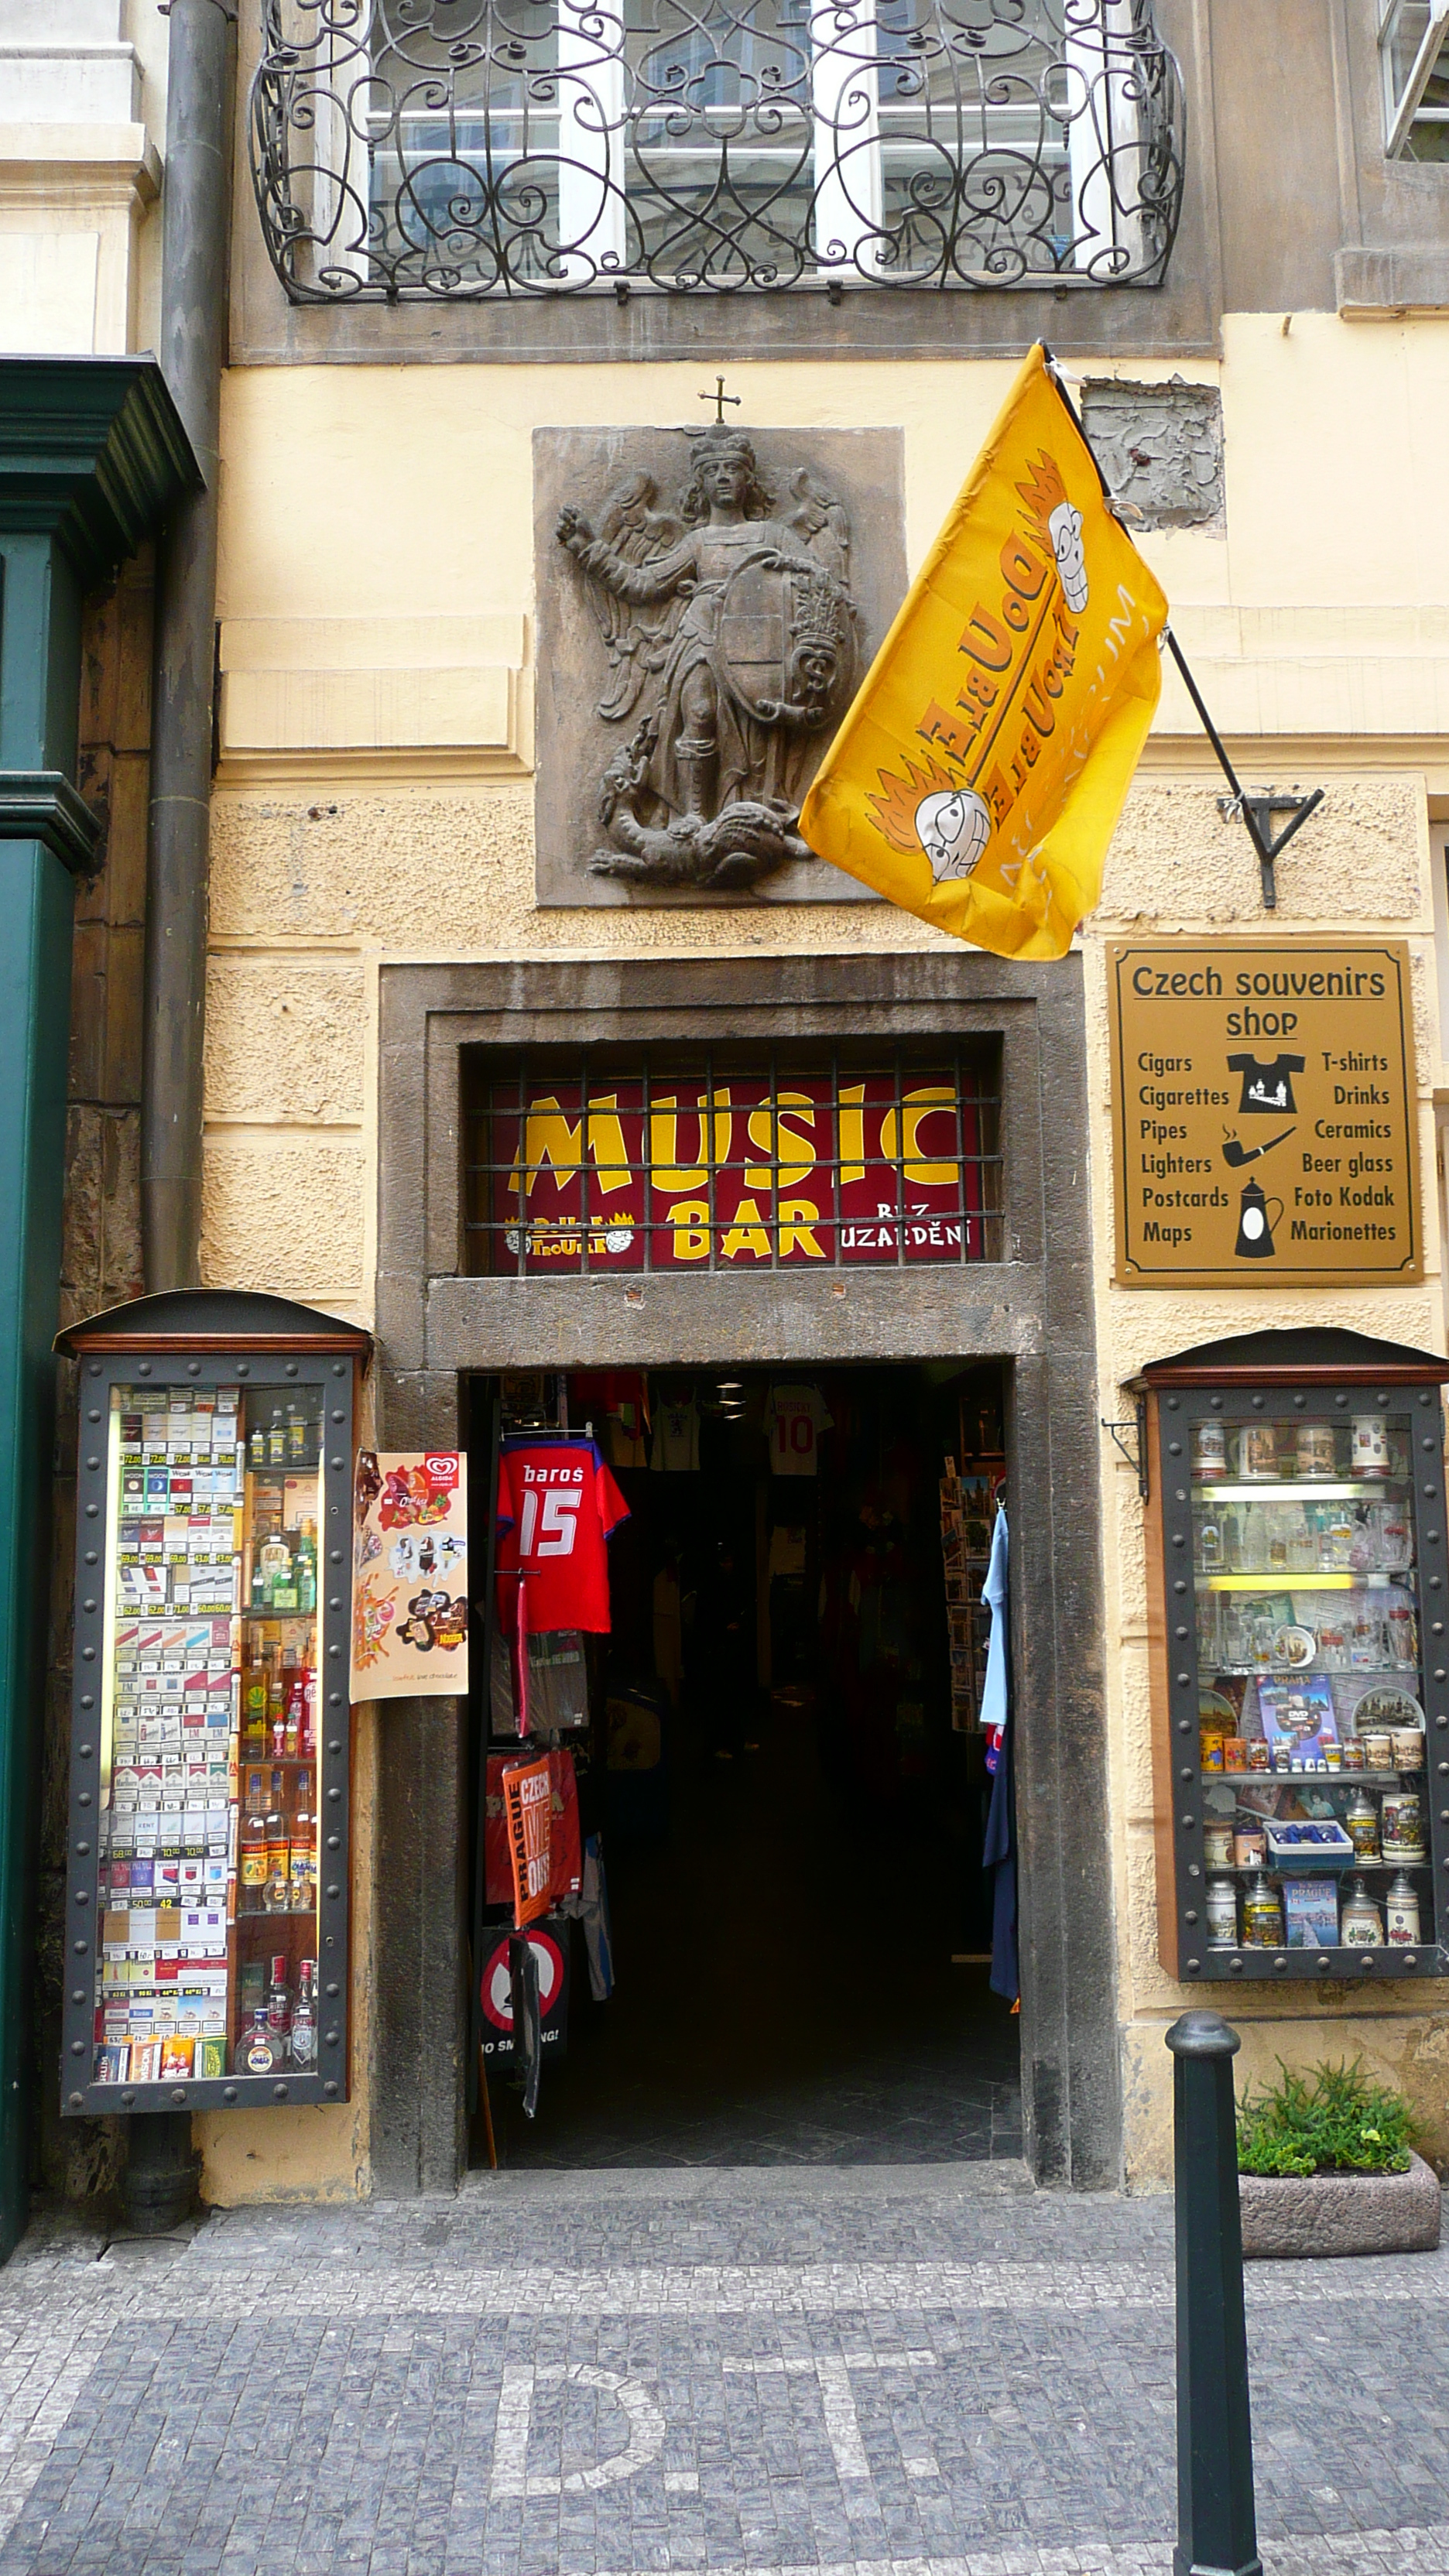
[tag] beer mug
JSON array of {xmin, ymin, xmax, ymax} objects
[{"xmin": 1351, "ymin": 1414, "xmax": 1392, "ymax": 1478}]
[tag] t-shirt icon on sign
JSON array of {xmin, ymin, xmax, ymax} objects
[{"xmin": 1225, "ymin": 1051, "xmax": 1305, "ymax": 1116}]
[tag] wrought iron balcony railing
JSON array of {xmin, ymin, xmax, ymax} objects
[{"xmin": 250, "ymin": 0, "xmax": 1184, "ymax": 300}]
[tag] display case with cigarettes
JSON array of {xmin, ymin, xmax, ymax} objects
[
  {"xmin": 1136, "ymin": 1327, "xmax": 1449, "ymax": 1985},
  {"xmin": 56, "ymin": 1292, "xmax": 370, "ymax": 2115}
]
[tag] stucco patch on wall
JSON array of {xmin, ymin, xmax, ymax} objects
[
  {"xmin": 205, "ymin": 957, "xmax": 367, "ymax": 1123},
  {"xmin": 1101, "ymin": 776, "xmax": 1423, "ymax": 925},
  {"xmin": 1081, "ymin": 379, "xmax": 1225, "ymax": 533},
  {"xmin": 200, "ymin": 1134, "xmax": 365, "ymax": 1298},
  {"xmin": 1101, "ymin": 1288, "xmax": 1445, "ymax": 1389},
  {"xmin": 208, "ymin": 786, "xmax": 955, "ymax": 957}
]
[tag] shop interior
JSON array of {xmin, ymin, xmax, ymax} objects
[{"xmin": 464, "ymin": 1360, "xmax": 1021, "ymax": 2167}]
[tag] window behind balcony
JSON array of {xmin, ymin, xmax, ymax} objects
[
  {"xmin": 1382, "ymin": 0, "xmax": 1449, "ymax": 159},
  {"xmin": 250, "ymin": 0, "xmax": 1184, "ymax": 298}
]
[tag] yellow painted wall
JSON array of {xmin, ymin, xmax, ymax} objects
[{"xmin": 203, "ymin": 312, "xmax": 1449, "ymax": 2199}]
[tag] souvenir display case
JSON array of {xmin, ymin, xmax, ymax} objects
[
  {"xmin": 56, "ymin": 1291, "xmax": 370, "ymax": 2115},
  {"xmin": 1139, "ymin": 1329, "xmax": 1449, "ymax": 1985}
]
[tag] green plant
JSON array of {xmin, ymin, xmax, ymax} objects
[{"xmin": 1236, "ymin": 2057, "xmax": 1414, "ymax": 2177}]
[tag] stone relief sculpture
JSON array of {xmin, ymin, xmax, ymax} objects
[{"xmin": 554, "ymin": 424, "xmax": 861, "ymax": 892}]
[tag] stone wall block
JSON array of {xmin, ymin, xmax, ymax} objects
[
  {"xmin": 204, "ymin": 958, "xmax": 367, "ymax": 1123},
  {"xmin": 77, "ymin": 578, "xmax": 120, "ymax": 749},
  {"xmin": 207, "ymin": 786, "xmax": 946, "ymax": 962},
  {"xmin": 1103, "ymin": 779, "xmax": 1423, "ymax": 926},
  {"xmin": 113, "ymin": 550, "xmax": 154, "ymax": 754},
  {"xmin": 99, "ymin": 1111, "xmax": 143, "ymax": 1307},
  {"xmin": 60, "ymin": 1105, "xmax": 104, "ymax": 1310},
  {"xmin": 104, "ymin": 749, "xmax": 152, "ymax": 929},
  {"xmin": 72, "ymin": 745, "xmax": 114, "ymax": 928},
  {"xmin": 67, "ymin": 922, "xmax": 108, "ymax": 1098},
  {"xmin": 380, "ymin": 1370, "xmax": 464, "ymax": 1450},
  {"xmin": 201, "ymin": 1135, "xmax": 365, "ymax": 1297},
  {"xmin": 102, "ymin": 922, "xmax": 145, "ymax": 1107}
]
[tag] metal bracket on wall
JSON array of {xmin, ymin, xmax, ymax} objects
[
  {"xmin": 1101, "ymin": 1395, "xmax": 1149, "ymax": 1500},
  {"xmin": 1163, "ymin": 627, "xmax": 1324, "ymax": 910},
  {"xmin": 1214, "ymin": 787, "xmax": 1325, "ymax": 913}
]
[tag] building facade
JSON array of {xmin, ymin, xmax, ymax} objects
[{"xmin": 13, "ymin": 0, "xmax": 1449, "ymax": 2211}]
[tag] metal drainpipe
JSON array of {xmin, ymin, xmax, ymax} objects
[{"xmin": 129, "ymin": 0, "xmax": 236, "ymax": 2238}]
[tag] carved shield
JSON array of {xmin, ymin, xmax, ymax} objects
[{"xmin": 718, "ymin": 553, "xmax": 793, "ymax": 721}]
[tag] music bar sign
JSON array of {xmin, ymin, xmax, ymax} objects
[{"xmin": 1109, "ymin": 942, "xmax": 1420, "ymax": 1289}]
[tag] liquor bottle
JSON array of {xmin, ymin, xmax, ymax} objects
[
  {"xmin": 289, "ymin": 1959, "xmax": 317, "ymax": 2071},
  {"xmin": 239, "ymin": 1772, "xmax": 269, "ymax": 1911},
  {"xmin": 267, "ymin": 1653, "xmax": 287, "ymax": 1759},
  {"xmin": 300, "ymin": 1665, "xmax": 317, "ymax": 1759},
  {"xmin": 266, "ymin": 1952, "xmax": 292, "ymax": 2041},
  {"xmin": 287, "ymin": 1405, "xmax": 307, "ymax": 1466},
  {"xmin": 265, "ymin": 1406, "xmax": 286, "ymax": 1468},
  {"xmin": 248, "ymin": 1420, "xmax": 265, "ymax": 1473},
  {"xmin": 282, "ymin": 1648, "xmax": 300, "ymax": 1758},
  {"xmin": 243, "ymin": 1659, "xmax": 268, "ymax": 1752},
  {"xmin": 289, "ymin": 1770, "xmax": 316, "ymax": 1906},
  {"xmin": 234, "ymin": 2003, "xmax": 286, "ymax": 2076},
  {"xmin": 265, "ymin": 1774, "xmax": 289, "ymax": 1910},
  {"xmin": 259, "ymin": 1535, "xmax": 292, "ymax": 1611},
  {"xmin": 296, "ymin": 1521, "xmax": 317, "ymax": 1616},
  {"xmin": 249, "ymin": 1553, "xmax": 267, "ymax": 1611}
]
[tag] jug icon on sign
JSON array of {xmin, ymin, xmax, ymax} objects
[{"xmin": 1234, "ymin": 1176, "xmax": 1282, "ymax": 1260}]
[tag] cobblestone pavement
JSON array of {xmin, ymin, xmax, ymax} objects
[{"xmin": 0, "ymin": 2167, "xmax": 1446, "ymax": 2576}]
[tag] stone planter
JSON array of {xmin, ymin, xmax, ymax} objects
[{"xmin": 1239, "ymin": 2150, "xmax": 1442, "ymax": 2259}]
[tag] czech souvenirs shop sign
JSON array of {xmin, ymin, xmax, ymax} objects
[
  {"xmin": 478, "ymin": 1064, "xmax": 991, "ymax": 1273},
  {"xmin": 1109, "ymin": 944, "xmax": 1420, "ymax": 1288}
]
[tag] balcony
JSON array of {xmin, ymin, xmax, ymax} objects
[{"xmin": 249, "ymin": 0, "xmax": 1184, "ymax": 300}]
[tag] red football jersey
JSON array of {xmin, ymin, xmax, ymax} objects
[{"xmin": 495, "ymin": 1439, "xmax": 629, "ymax": 1634}]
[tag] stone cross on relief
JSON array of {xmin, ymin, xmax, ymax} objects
[{"xmin": 698, "ymin": 378, "xmax": 742, "ymax": 425}]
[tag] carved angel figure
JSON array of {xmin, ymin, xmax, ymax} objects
[{"xmin": 557, "ymin": 426, "xmax": 858, "ymax": 889}]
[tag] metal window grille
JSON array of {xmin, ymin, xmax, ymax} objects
[
  {"xmin": 463, "ymin": 1043, "xmax": 1002, "ymax": 1274},
  {"xmin": 1381, "ymin": 0, "xmax": 1449, "ymax": 159},
  {"xmin": 249, "ymin": 0, "xmax": 1184, "ymax": 300}
]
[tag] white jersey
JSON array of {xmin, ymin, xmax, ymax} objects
[{"xmin": 765, "ymin": 1383, "xmax": 833, "ymax": 1477}]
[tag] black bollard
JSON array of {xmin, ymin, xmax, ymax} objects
[
  {"xmin": 122, "ymin": 2110, "xmax": 200, "ymax": 2235},
  {"xmin": 1165, "ymin": 2012, "xmax": 1262, "ymax": 2576}
]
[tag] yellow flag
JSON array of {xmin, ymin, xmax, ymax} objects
[{"xmin": 799, "ymin": 345, "xmax": 1167, "ymax": 961}]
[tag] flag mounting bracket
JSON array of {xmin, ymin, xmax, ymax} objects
[
  {"xmin": 1101, "ymin": 1396, "xmax": 1149, "ymax": 1501},
  {"xmin": 1163, "ymin": 628, "xmax": 1324, "ymax": 909},
  {"xmin": 1214, "ymin": 788, "xmax": 1325, "ymax": 912}
]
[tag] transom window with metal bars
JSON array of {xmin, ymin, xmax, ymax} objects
[
  {"xmin": 463, "ymin": 1044, "xmax": 1002, "ymax": 1274},
  {"xmin": 248, "ymin": 0, "xmax": 1184, "ymax": 299}
]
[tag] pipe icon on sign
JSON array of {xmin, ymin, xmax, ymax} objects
[
  {"xmin": 1234, "ymin": 1177, "xmax": 1282, "ymax": 1260},
  {"xmin": 1221, "ymin": 1125, "xmax": 1294, "ymax": 1170}
]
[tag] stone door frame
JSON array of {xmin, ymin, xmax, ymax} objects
[{"xmin": 370, "ymin": 951, "xmax": 1118, "ymax": 2194}]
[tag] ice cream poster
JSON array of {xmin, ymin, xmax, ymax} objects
[{"xmin": 350, "ymin": 1451, "xmax": 469, "ymax": 1701}]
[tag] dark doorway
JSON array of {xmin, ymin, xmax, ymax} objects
[{"xmin": 464, "ymin": 1362, "xmax": 1020, "ymax": 2167}]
